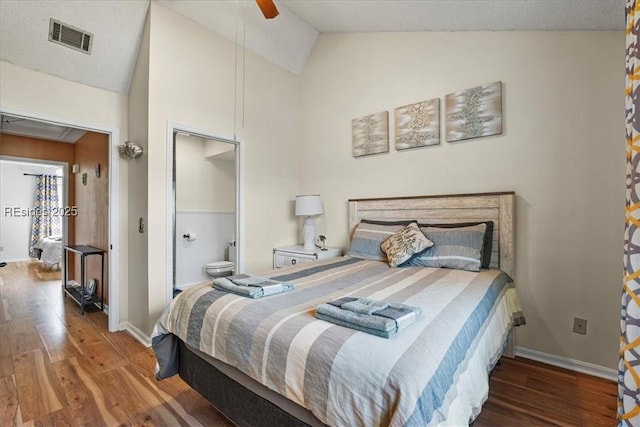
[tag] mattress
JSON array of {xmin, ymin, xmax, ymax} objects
[{"xmin": 153, "ymin": 256, "xmax": 525, "ymax": 426}]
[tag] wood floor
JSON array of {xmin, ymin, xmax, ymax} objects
[
  {"xmin": 0, "ymin": 261, "xmax": 617, "ymax": 426},
  {"xmin": 0, "ymin": 261, "xmax": 234, "ymax": 427},
  {"xmin": 476, "ymin": 358, "xmax": 617, "ymax": 426}
]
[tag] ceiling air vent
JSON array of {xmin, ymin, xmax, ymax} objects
[{"xmin": 48, "ymin": 18, "xmax": 93, "ymax": 54}]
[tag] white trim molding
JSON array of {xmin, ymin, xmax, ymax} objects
[
  {"xmin": 515, "ymin": 346, "xmax": 617, "ymax": 382},
  {"xmin": 121, "ymin": 321, "xmax": 152, "ymax": 348}
]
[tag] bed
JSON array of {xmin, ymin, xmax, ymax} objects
[
  {"xmin": 153, "ymin": 192, "xmax": 524, "ymax": 427},
  {"xmin": 33, "ymin": 235, "xmax": 63, "ymax": 267}
]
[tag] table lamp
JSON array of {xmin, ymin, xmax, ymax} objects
[{"xmin": 295, "ymin": 195, "xmax": 324, "ymax": 250}]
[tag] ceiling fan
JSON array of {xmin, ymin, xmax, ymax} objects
[{"xmin": 255, "ymin": 0, "xmax": 279, "ymax": 19}]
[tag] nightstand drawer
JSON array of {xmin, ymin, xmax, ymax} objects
[
  {"xmin": 273, "ymin": 245, "xmax": 342, "ymax": 269},
  {"xmin": 273, "ymin": 253, "xmax": 315, "ymax": 268}
]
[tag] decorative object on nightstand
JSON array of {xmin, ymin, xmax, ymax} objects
[
  {"xmin": 273, "ymin": 245, "xmax": 341, "ymax": 269},
  {"xmin": 317, "ymin": 235, "xmax": 327, "ymax": 251},
  {"xmin": 295, "ymin": 195, "xmax": 324, "ymax": 250}
]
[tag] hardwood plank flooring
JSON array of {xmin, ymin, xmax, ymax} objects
[
  {"xmin": 0, "ymin": 261, "xmax": 233, "ymax": 427},
  {"xmin": 0, "ymin": 261, "xmax": 617, "ymax": 426},
  {"xmin": 475, "ymin": 354, "xmax": 617, "ymax": 426}
]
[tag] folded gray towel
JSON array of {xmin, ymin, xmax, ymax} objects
[
  {"xmin": 316, "ymin": 312, "xmax": 394, "ymax": 338},
  {"xmin": 327, "ymin": 298, "xmax": 419, "ymax": 321},
  {"xmin": 316, "ymin": 299, "xmax": 421, "ymax": 338},
  {"xmin": 213, "ymin": 275, "xmax": 294, "ymax": 298},
  {"xmin": 374, "ymin": 306, "xmax": 419, "ymax": 329},
  {"xmin": 227, "ymin": 274, "xmax": 271, "ymax": 286},
  {"xmin": 341, "ymin": 298, "xmax": 389, "ymax": 315},
  {"xmin": 317, "ymin": 303, "xmax": 397, "ymax": 333},
  {"xmin": 213, "ymin": 277, "xmax": 263, "ymax": 297},
  {"xmin": 327, "ymin": 296, "xmax": 357, "ymax": 307}
]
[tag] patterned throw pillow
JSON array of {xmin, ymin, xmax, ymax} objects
[{"xmin": 381, "ymin": 223, "xmax": 434, "ymax": 267}]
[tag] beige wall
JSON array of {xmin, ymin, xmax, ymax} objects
[
  {"xmin": 176, "ymin": 134, "xmax": 235, "ymax": 213},
  {"xmin": 127, "ymin": 13, "xmax": 150, "ymax": 334},
  {"xmin": 141, "ymin": 3, "xmax": 299, "ymax": 335},
  {"xmin": 0, "ymin": 61, "xmax": 127, "ymax": 127},
  {"xmin": 298, "ymin": 32, "xmax": 624, "ymax": 370}
]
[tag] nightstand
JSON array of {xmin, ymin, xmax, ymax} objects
[{"xmin": 273, "ymin": 245, "xmax": 342, "ymax": 269}]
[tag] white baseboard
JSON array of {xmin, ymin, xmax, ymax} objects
[
  {"xmin": 120, "ymin": 321, "xmax": 152, "ymax": 348},
  {"xmin": 515, "ymin": 346, "xmax": 617, "ymax": 382}
]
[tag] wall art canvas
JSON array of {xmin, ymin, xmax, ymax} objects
[
  {"xmin": 352, "ymin": 111, "xmax": 389, "ymax": 157},
  {"xmin": 445, "ymin": 81, "xmax": 502, "ymax": 143},
  {"xmin": 394, "ymin": 98, "xmax": 440, "ymax": 150}
]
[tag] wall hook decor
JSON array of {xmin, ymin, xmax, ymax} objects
[{"xmin": 117, "ymin": 141, "xmax": 143, "ymax": 159}]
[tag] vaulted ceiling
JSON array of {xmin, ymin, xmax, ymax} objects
[{"xmin": 0, "ymin": 0, "xmax": 625, "ymax": 96}]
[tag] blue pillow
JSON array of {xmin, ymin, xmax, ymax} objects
[
  {"xmin": 418, "ymin": 221, "xmax": 494, "ymax": 268},
  {"xmin": 347, "ymin": 221, "xmax": 407, "ymax": 261},
  {"xmin": 403, "ymin": 223, "xmax": 487, "ymax": 272}
]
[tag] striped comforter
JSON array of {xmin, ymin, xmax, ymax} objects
[{"xmin": 153, "ymin": 257, "xmax": 524, "ymax": 427}]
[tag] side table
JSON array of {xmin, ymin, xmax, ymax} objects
[{"xmin": 63, "ymin": 245, "xmax": 105, "ymax": 315}]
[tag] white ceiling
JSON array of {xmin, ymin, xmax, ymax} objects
[
  {"xmin": 284, "ymin": 0, "xmax": 624, "ymax": 32},
  {"xmin": 0, "ymin": 0, "xmax": 625, "ymax": 96},
  {"xmin": 0, "ymin": 0, "xmax": 149, "ymax": 94}
]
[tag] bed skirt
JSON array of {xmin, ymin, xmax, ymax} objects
[{"xmin": 178, "ymin": 340, "xmax": 322, "ymax": 427}]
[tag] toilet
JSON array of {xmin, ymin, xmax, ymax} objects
[
  {"xmin": 204, "ymin": 239, "xmax": 236, "ymax": 278},
  {"xmin": 204, "ymin": 260, "xmax": 235, "ymax": 278}
]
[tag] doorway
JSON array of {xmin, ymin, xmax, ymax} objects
[
  {"xmin": 166, "ymin": 124, "xmax": 242, "ymax": 302},
  {"xmin": 0, "ymin": 158, "xmax": 67, "ymax": 267},
  {"xmin": 0, "ymin": 111, "xmax": 120, "ymax": 331}
]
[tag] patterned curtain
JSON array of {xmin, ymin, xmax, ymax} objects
[
  {"xmin": 621, "ymin": 0, "xmax": 640, "ymax": 424},
  {"xmin": 28, "ymin": 175, "xmax": 61, "ymax": 258}
]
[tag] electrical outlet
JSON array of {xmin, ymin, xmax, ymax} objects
[
  {"xmin": 573, "ymin": 317, "xmax": 587, "ymax": 335},
  {"xmin": 0, "ymin": 246, "xmax": 3, "ymax": 252}
]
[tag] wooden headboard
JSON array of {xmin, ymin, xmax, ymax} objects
[{"xmin": 347, "ymin": 192, "xmax": 515, "ymax": 277}]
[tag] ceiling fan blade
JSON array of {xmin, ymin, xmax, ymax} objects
[{"xmin": 255, "ymin": 0, "xmax": 279, "ymax": 19}]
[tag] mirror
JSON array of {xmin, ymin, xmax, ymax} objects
[{"xmin": 171, "ymin": 132, "xmax": 238, "ymax": 295}]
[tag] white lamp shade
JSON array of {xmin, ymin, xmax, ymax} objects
[{"xmin": 295, "ymin": 195, "xmax": 324, "ymax": 216}]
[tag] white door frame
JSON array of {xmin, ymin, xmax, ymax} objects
[
  {"xmin": 165, "ymin": 121, "xmax": 244, "ymax": 305},
  {"xmin": 0, "ymin": 106, "xmax": 121, "ymax": 332}
]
